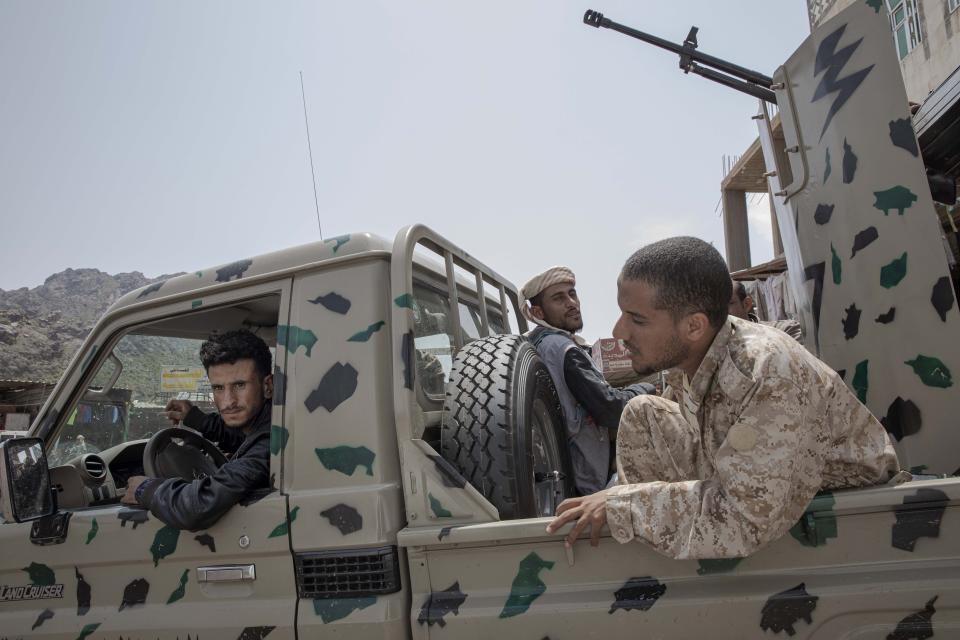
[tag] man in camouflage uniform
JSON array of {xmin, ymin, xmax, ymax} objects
[{"xmin": 547, "ymin": 237, "xmax": 898, "ymax": 559}]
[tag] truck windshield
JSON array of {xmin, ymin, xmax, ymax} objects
[{"xmin": 47, "ymin": 334, "xmax": 212, "ymax": 467}]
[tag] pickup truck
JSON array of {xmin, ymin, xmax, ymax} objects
[{"xmin": 1, "ymin": 2, "xmax": 958, "ymax": 638}]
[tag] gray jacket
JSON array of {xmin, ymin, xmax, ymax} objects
[{"xmin": 529, "ymin": 328, "xmax": 648, "ymax": 495}]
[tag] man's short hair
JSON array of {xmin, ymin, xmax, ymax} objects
[
  {"xmin": 200, "ymin": 329, "xmax": 272, "ymax": 379},
  {"xmin": 733, "ymin": 280, "xmax": 748, "ymax": 302},
  {"xmin": 621, "ymin": 236, "xmax": 731, "ymax": 329},
  {"xmin": 529, "ymin": 292, "xmax": 544, "ymax": 309}
]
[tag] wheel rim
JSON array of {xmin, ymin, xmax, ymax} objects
[{"xmin": 530, "ymin": 397, "xmax": 564, "ymax": 517}]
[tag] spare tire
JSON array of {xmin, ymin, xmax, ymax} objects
[{"xmin": 440, "ymin": 334, "xmax": 574, "ymax": 519}]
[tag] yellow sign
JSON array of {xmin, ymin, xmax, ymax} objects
[{"xmin": 159, "ymin": 367, "xmax": 207, "ymax": 393}]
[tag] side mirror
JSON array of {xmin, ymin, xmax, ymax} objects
[{"xmin": 0, "ymin": 438, "xmax": 55, "ymax": 523}]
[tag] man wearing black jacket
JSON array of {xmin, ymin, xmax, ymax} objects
[
  {"xmin": 120, "ymin": 329, "xmax": 273, "ymax": 531},
  {"xmin": 521, "ymin": 267, "xmax": 652, "ymax": 496}
]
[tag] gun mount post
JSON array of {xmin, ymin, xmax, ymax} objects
[{"xmin": 583, "ymin": 10, "xmax": 777, "ymax": 104}]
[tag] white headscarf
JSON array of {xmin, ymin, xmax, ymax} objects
[{"xmin": 520, "ymin": 266, "xmax": 591, "ymax": 347}]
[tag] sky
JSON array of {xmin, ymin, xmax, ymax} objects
[{"xmin": 0, "ymin": 1, "xmax": 809, "ymax": 341}]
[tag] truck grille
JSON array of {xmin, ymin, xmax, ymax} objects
[{"xmin": 295, "ymin": 546, "xmax": 401, "ymax": 599}]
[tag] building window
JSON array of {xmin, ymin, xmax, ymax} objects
[
  {"xmin": 949, "ymin": 0, "xmax": 960, "ymax": 14},
  {"xmin": 886, "ymin": 0, "xmax": 922, "ymax": 59}
]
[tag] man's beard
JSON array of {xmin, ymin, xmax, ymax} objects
[
  {"xmin": 546, "ymin": 312, "xmax": 583, "ymax": 333},
  {"xmin": 632, "ymin": 333, "xmax": 688, "ymax": 376}
]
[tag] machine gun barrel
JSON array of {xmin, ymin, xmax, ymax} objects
[{"xmin": 583, "ymin": 9, "xmax": 777, "ymax": 104}]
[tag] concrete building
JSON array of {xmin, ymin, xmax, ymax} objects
[
  {"xmin": 721, "ymin": 0, "xmax": 960, "ymax": 270},
  {"xmin": 808, "ymin": 0, "xmax": 960, "ymax": 103}
]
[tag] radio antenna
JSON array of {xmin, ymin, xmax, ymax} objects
[{"xmin": 299, "ymin": 71, "xmax": 324, "ymax": 240}]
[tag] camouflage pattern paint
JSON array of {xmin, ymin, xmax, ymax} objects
[
  {"xmin": 499, "ymin": 552, "xmax": 555, "ymax": 618},
  {"xmin": 815, "ymin": 203, "xmax": 835, "ymax": 225},
  {"xmin": 76, "ymin": 567, "xmax": 91, "ymax": 615},
  {"xmin": 136, "ymin": 282, "xmax": 164, "ymax": 299},
  {"xmin": 417, "ymin": 582, "xmax": 467, "ymax": 627},
  {"xmin": 853, "ymin": 359, "xmax": 869, "ymax": 403},
  {"xmin": 347, "ymin": 321, "xmax": 386, "ymax": 343},
  {"xmin": 118, "ymin": 577, "xmax": 149, "ymax": 610},
  {"xmin": 608, "ymin": 577, "xmax": 666, "ymax": 614},
  {"xmin": 428, "ymin": 494, "xmax": 453, "ymax": 519},
  {"xmin": 194, "ymin": 533, "xmax": 216, "ymax": 552},
  {"xmin": 166, "ymin": 568, "xmax": 189, "ymax": 604},
  {"xmin": 842, "ymin": 303, "xmax": 861, "ymax": 339},
  {"xmin": 22, "ymin": 562, "xmax": 55, "ymax": 586},
  {"xmin": 324, "ymin": 234, "xmax": 351, "ymax": 254},
  {"xmin": 842, "ymin": 138, "xmax": 858, "ymax": 183},
  {"xmin": 904, "ymin": 355, "xmax": 952, "ymax": 388},
  {"xmin": 270, "ymin": 425, "xmax": 289, "ymax": 455},
  {"xmin": 393, "ymin": 293, "xmax": 414, "ymax": 309},
  {"xmin": 873, "ymin": 186, "xmax": 918, "ymax": 216},
  {"xmin": 85, "ymin": 518, "xmax": 98, "ymax": 544},
  {"xmin": 30, "ymin": 608, "xmax": 53, "ymax": 630},
  {"xmin": 150, "ymin": 525, "xmax": 180, "ymax": 566},
  {"xmin": 764, "ymin": 0, "xmax": 960, "ymax": 473},
  {"xmin": 319, "ymin": 504, "xmax": 363, "ymax": 535},
  {"xmin": 888, "ymin": 596, "xmax": 938, "ymax": 639},
  {"xmin": 891, "ymin": 488, "xmax": 948, "ymax": 551},
  {"xmin": 832, "ymin": 244, "xmax": 842, "ymax": 284},
  {"xmin": 268, "ymin": 505, "xmax": 299, "ymax": 538},
  {"xmin": 308, "ymin": 291, "xmax": 351, "ymax": 314},
  {"xmin": 304, "ymin": 362, "xmax": 358, "ymax": 412},
  {"xmin": 696, "ymin": 557, "xmax": 743, "ymax": 575},
  {"xmin": 215, "ymin": 259, "xmax": 253, "ymax": 282},
  {"xmin": 888, "ymin": 118, "xmax": 919, "ymax": 156},
  {"xmin": 759, "ymin": 583, "xmax": 818, "ymax": 635},
  {"xmin": 880, "ymin": 252, "xmax": 908, "ymax": 288},
  {"xmin": 931, "ymin": 277, "xmax": 954, "ymax": 322},
  {"xmin": 851, "ymin": 226, "xmax": 879, "ymax": 257},
  {"xmin": 277, "ymin": 325, "xmax": 318, "ymax": 357},
  {"xmin": 313, "ymin": 596, "xmax": 376, "ymax": 623},
  {"xmin": 238, "ymin": 627, "xmax": 276, "ymax": 640},
  {"xmin": 881, "ymin": 397, "xmax": 922, "ymax": 442},
  {"xmin": 314, "ymin": 446, "xmax": 375, "ymax": 476}
]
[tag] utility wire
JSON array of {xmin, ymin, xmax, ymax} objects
[{"xmin": 299, "ymin": 71, "xmax": 324, "ymax": 240}]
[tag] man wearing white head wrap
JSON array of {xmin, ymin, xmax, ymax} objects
[{"xmin": 522, "ymin": 266, "xmax": 653, "ymax": 496}]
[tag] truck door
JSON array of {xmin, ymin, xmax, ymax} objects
[
  {"xmin": 282, "ymin": 257, "xmax": 410, "ymax": 638},
  {"xmin": 0, "ymin": 280, "xmax": 297, "ymax": 639}
]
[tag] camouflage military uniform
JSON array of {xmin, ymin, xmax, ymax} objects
[{"xmin": 605, "ymin": 316, "xmax": 899, "ymax": 559}]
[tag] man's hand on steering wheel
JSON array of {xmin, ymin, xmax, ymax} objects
[
  {"xmin": 163, "ymin": 399, "xmax": 194, "ymax": 425},
  {"xmin": 144, "ymin": 427, "xmax": 228, "ymax": 481},
  {"xmin": 121, "ymin": 476, "xmax": 149, "ymax": 505}
]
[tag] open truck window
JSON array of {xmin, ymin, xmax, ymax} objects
[{"xmin": 44, "ymin": 293, "xmax": 281, "ymax": 507}]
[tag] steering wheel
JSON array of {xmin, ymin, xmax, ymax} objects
[{"xmin": 143, "ymin": 427, "xmax": 228, "ymax": 481}]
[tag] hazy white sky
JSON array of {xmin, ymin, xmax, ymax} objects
[{"xmin": 0, "ymin": 1, "xmax": 808, "ymax": 340}]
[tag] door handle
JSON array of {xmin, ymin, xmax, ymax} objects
[{"xmin": 197, "ymin": 564, "xmax": 256, "ymax": 583}]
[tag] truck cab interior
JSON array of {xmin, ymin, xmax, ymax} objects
[{"xmin": 45, "ymin": 293, "xmax": 281, "ymax": 510}]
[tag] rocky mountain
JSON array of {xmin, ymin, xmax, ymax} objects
[{"xmin": 0, "ymin": 268, "xmax": 181, "ymax": 386}]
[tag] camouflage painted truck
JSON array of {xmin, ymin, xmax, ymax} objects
[{"xmin": 1, "ymin": 2, "xmax": 959, "ymax": 638}]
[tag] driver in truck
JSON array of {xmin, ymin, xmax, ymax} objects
[
  {"xmin": 522, "ymin": 266, "xmax": 653, "ymax": 497},
  {"xmin": 547, "ymin": 237, "xmax": 899, "ymax": 559},
  {"xmin": 120, "ymin": 329, "xmax": 274, "ymax": 531}
]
